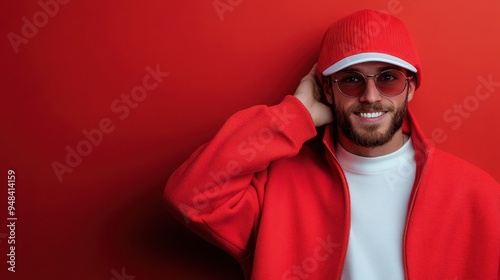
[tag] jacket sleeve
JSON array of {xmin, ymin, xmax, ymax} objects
[{"xmin": 164, "ymin": 95, "xmax": 317, "ymax": 260}]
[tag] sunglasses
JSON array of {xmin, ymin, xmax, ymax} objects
[{"xmin": 330, "ymin": 69, "xmax": 413, "ymax": 98}]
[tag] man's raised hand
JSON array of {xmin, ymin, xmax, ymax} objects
[{"xmin": 293, "ymin": 64, "xmax": 334, "ymax": 127}]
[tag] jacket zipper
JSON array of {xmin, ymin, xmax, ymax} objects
[
  {"xmin": 323, "ymin": 140, "xmax": 351, "ymax": 280},
  {"xmin": 402, "ymin": 150, "xmax": 429, "ymax": 280}
]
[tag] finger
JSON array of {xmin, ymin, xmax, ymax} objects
[
  {"xmin": 314, "ymin": 84, "xmax": 322, "ymax": 100},
  {"xmin": 310, "ymin": 64, "xmax": 322, "ymax": 99},
  {"xmin": 309, "ymin": 63, "xmax": 317, "ymax": 77}
]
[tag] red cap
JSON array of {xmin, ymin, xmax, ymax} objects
[{"xmin": 317, "ymin": 9, "xmax": 422, "ymax": 89}]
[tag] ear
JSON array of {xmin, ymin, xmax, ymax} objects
[
  {"xmin": 407, "ymin": 76, "xmax": 417, "ymax": 102},
  {"xmin": 323, "ymin": 77, "xmax": 334, "ymax": 104}
]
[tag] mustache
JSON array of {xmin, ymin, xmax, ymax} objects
[{"xmin": 348, "ymin": 102, "xmax": 395, "ymax": 113}]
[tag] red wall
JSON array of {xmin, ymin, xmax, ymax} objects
[{"xmin": 1, "ymin": 0, "xmax": 499, "ymax": 279}]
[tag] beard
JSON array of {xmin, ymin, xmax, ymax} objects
[{"xmin": 333, "ymin": 95, "xmax": 408, "ymax": 148}]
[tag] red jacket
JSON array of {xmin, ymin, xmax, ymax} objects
[{"xmin": 164, "ymin": 96, "xmax": 500, "ymax": 279}]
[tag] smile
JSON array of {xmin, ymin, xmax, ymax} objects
[{"xmin": 355, "ymin": 111, "xmax": 386, "ymax": 119}]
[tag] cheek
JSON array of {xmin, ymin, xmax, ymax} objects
[
  {"xmin": 393, "ymin": 94, "xmax": 409, "ymax": 107},
  {"xmin": 334, "ymin": 96, "xmax": 356, "ymax": 112}
]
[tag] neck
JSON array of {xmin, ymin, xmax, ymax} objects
[{"xmin": 337, "ymin": 129, "xmax": 407, "ymax": 157}]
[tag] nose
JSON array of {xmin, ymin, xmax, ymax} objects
[{"xmin": 359, "ymin": 76, "xmax": 382, "ymax": 103}]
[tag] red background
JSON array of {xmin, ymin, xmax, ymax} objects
[{"xmin": 1, "ymin": 0, "xmax": 499, "ymax": 279}]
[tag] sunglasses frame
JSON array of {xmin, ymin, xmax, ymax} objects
[{"xmin": 329, "ymin": 69, "xmax": 413, "ymax": 98}]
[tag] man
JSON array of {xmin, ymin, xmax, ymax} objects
[{"xmin": 164, "ymin": 9, "xmax": 500, "ymax": 279}]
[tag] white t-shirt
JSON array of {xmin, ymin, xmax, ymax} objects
[{"xmin": 336, "ymin": 138, "xmax": 416, "ymax": 280}]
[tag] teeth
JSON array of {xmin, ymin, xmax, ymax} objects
[{"xmin": 359, "ymin": 112, "xmax": 384, "ymax": 119}]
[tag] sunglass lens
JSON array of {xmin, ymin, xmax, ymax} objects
[
  {"xmin": 337, "ymin": 72, "xmax": 365, "ymax": 97},
  {"xmin": 376, "ymin": 70, "xmax": 406, "ymax": 96}
]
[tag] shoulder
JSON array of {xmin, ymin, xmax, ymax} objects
[
  {"xmin": 270, "ymin": 132, "xmax": 329, "ymax": 171},
  {"xmin": 425, "ymin": 147, "xmax": 499, "ymax": 194}
]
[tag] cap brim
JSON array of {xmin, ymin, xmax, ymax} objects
[{"xmin": 322, "ymin": 52, "xmax": 417, "ymax": 76}]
